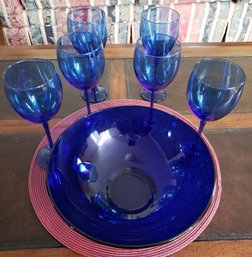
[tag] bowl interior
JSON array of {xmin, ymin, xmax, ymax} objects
[{"xmin": 47, "ymin": 106, "xmax": 216, "ymax": 248}]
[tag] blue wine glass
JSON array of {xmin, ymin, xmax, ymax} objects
[
  {"xmin": 57, "ymin": 32, "xmax": 105, "ymax": 115},
  {"xmin": 187, "ymin": 58, "xmax": 246, "ymax": 135},
  {"xmin": 3, "ymin": 59, "xmax": 63, "ymax": 168},
  {"xmin": 67, "ymin": 7, "xmax": 108, "ymax": 103},
  {"xmin": 139, "ymin": 6, "xmax": 180, "ymax": 103},
  {"xmin": 134, "ymin": 34, "xmax": 181, "ymax": 123}
]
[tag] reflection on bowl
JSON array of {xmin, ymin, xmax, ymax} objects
[{"xmin": 47, "ymin": 106, "xmax": 216, "ymax": 247}]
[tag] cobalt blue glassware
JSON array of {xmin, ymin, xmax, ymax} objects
[
  {"xmin": 67, "ymin": 7, "xmax": 108, "ymax": 103},
  {"xmin": 187, "ymin": 58, "xmax": 246, "ymax": 135},
  {"xmin": 47, "ymin": 105, "xmax": 216, "ymax": 247},
  {"xmin": 134, "ymin": 34, "xmax": 181, "ymax": 123},
  {"xmin": 56, "ymin": 32, "xmax": 105, "ymax": 115},
  {"xmin": 139, "ymin": 6, "xmax": 180, "ymax": 102},
  {"xmin": 67, "ymin": 7, "xmax": 107, "ymax": 47},
  {"xmin": 3, "ymin": 59, "xmax": 63, "ymax": 167}
]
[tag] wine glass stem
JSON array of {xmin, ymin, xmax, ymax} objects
[
  {"xmin": 92, "ymin": 87, "xmax": 97, "ymax": 102},
  {"xmin": 42, "ymin": 121, "xmax": 54, "ymax": 150},
  {"xmin": 198, "ymin": 120, "xmax": 207, "ymax": 136},
  {"xmin": 84, "ymin": 89, "xmax": 91, "ymax": 115},
  {"xmin": 148, "ymin": 91, "xmax": 155, "ymax": 124}
]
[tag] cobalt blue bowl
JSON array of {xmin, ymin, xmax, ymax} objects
[{"xmin": 47, "ymin": 106, "xmax": 216, "ymax": 248}]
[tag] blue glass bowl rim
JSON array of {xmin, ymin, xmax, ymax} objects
[
  {"xmin": 191, "ymin": 57, "xmax": 246, "ymax": 90},
  {"xmin": 67, "ymin": 6, "xmax": 106, "ymax": 25},
  {"xmin": 46, "ymin": 105, "xmax": 218, "ymax": 248},
  {"xmin": 2, "ymin": 58, "xmax": 58, "ymax": 90},
  {"xmin": 141, "ymin": 6, "xmax": 180, "ymax": 24}
]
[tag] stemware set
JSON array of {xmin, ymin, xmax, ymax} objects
[
  {"xmin": 3, "ymin": 59, "xmax": 63, "ymax": 168},
  {"xmin": 134, "ymin": 6, "xmax": 245, "ymax": 134},
  {"xmin": 2, "ymin": 4, "xmax": 246, "ymax": 250},
  {"xmin": 57, "ymin": 31, "xmax": 105, "ymax": 115},
  {"xmin": 3, "ymin": 7, "xmax": 108, "ymax": 167},
  {"xmin": 187, "ymin": 58, "xmax": 245, "ymax": 135},
  {"xmin": 134, "ymin": 33, "xmax": 181, "ymax": 124},
  {"xmin": 67, "ymin": 7, "xmax": 109, "ymax": 103},
  {"xmin": 138, "ymin": 7, "xmax": 180, "ymax": 103}
]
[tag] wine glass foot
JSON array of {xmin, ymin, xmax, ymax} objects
[
  {"xmin": 139, "ymin": 88, "xmax": 166, "ymax": 103},
  {"xmin": 81, "ymin": 86, "xmax": 109, "ymax": 103},
  {"xmin": 37, "ymin": 145, "xmax": 51, "ymax": 170}
]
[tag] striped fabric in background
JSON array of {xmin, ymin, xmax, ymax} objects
[
  {"xmin": 0, "ymin": 0, "xmax": 252, "ymax": 45},
  {"xmin": 226, "ymin": 1, "xmax": 252, "ymax": 42}
]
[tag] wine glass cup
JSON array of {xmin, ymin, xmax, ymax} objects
[
  {"xmin": 3, "ymin": 59, "xmax": 63, "ymax": 168},
  {"xmin": 134, "ymin": 34, "xmax": 181, "ymax": 124},
  {"xmin": 56, "ymin": 32, "xmax": 105, "ymax": 115},
  {"xmin": 187, "ymin": 58, "xmax": 246, "ymax": 135},
  {"xmin": 139, "ymin": 6, "xmax": 180, "ymax": 102},
  {"xmin": 67, "ymin": 7, "xmax": 108, "ymax": 103}
]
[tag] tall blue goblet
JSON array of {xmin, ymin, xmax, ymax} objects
[
  {"xmin": 134, "ymin": 34, "xmax": 181, "ymax": 123},
  {"xmin": 139, "ymin": 6, "xmax": 180, "ymax": 102},
  {"xmin": 67, "ymin": 7, "xmax": 108, "ymax": 103},
  {"xmin": 57, "ymin": 32, "xmax": 105, "ymax": 115},
  {"xmin": 3, "ymin": 59, "xmax": 63, "ymax": 168},
  {"xmin": 187, "ymin": 58, "xmax": 245, "ymax": 135}
]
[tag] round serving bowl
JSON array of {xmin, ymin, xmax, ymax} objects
[{"xmin": 47, "ymin": 105, "xmax": 217, "ymax": 248}]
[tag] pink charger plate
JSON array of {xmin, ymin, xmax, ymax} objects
[{"xmin": 29, "ymin": 99, "xmax": 222, "ymax": 257}]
